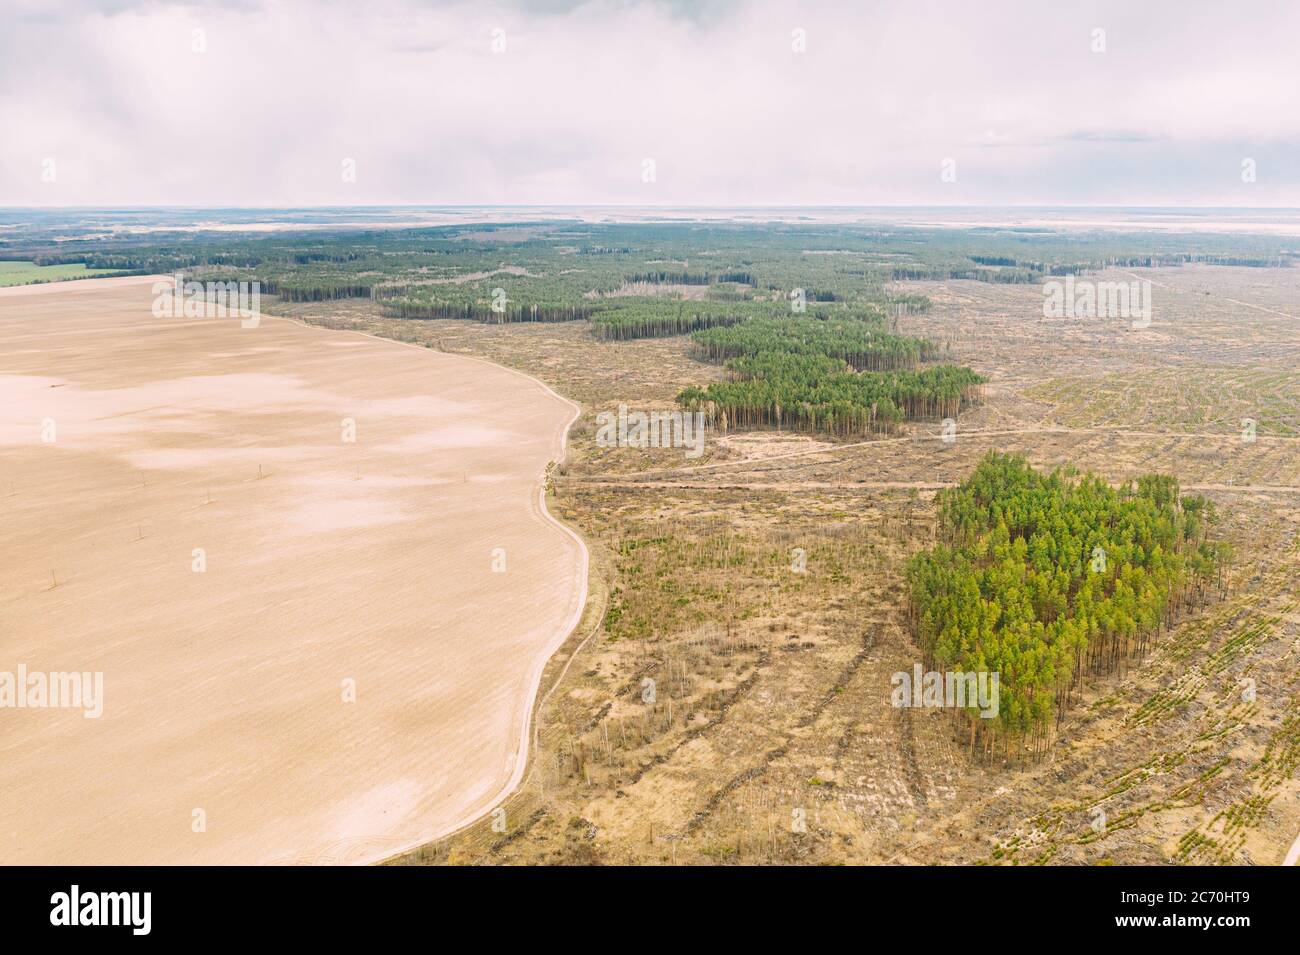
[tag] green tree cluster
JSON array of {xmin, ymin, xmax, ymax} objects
[
  {"xmin": 906, "ymin": 452, "xmax": 1230, "ymax": 762},
  {"xmin": 675, "ymin": 314, "xmax": 983, "ymax": 436},
  {"xmin": 679, "ymin": 357, "xmax": 983, "ymax": 435}
]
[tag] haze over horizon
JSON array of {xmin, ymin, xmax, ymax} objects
[
  {"xmin": 2, "ymin": 0, "xmax": 1297, "ymax": 209},
  {"xmin": 5, "ymin": 202, "xmax": 1300, "ymax": 210}
]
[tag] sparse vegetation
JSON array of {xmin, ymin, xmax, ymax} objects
[{"xmin": 7, "ymin": 213, "xmax": 1299, "ymax": 868}]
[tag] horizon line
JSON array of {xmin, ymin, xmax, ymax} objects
[{"xmin": 4, "ymin": 203, "xmax": 1300, "ymax": 212}]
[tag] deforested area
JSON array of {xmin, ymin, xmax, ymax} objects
[
  {"xmin": 9, "ymin": 5, "xmax": 1300, "ymax": 943},
  {"xmin": 5, "ymin": 213, "xmax": 1300, "ymax": 870}
]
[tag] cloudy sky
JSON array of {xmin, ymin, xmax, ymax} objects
[{"xmin": 2, "ymin": 0, "xmax": 1297, "ymax": 207}]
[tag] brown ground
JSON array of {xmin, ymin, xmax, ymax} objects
[
  {"xmin": 279, "ymin": 263, "xmax": 1298, "ymax": 867},
  {"xmin": 0, "ymin": 277, "xmax": 584, "ymax": 864},
  {"xmin": 32, "ymin": 262, "xmax": 1291, "ymax": 867}
]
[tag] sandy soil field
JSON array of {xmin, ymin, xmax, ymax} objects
[{"xmin": 0, "ymin": 276, "xmax": 586, "ymax": 864}]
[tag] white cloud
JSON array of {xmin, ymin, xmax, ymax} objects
[{"xmin": 2, "ymin": 0, "xmax": 1297, "ymax": 206}]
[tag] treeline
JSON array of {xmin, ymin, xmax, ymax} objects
[
  {"xmin": 256, "ymin": 277, "xmax": 376, "ymax": 302},
  {"xmin": 678, "ymin": 358, "xmax": 983, "ymax": 435},
  {"xmin": 906, "ymin": 452, "xmax": 1231, "ymax": 763},
  {"xmin": 372, "ymin": 283, "xmax": 419, "ymax": 300},
  {"xmin": 627, "ymin": 270, "xmax": 712, "ymax": 285},
  {"xmin": 717, "ymin": 271, "xmax": 758, "ymax": 286},
  {"xmin": 11, "ymin": 252, "xmax": 265, "ymax": 271},
  {"xmin": 1043, "ymin": 255, "xmax": 1293, "ymax": 276},
  {"xmin": 891, "ymin": 266, "xmax": 1042, "ymax": 284},
  {"xmin": 690, "ymin": 315, "xmax": 939, "ymax": 371},
  {"xmin": 1187, "ymin": 254, "xmax": 1292, "ymax": 268},
  {"xmin": 379, "ymin": 299, "xmax": 595, "ymax": 323},
  {"xmin": 291, "ymin": 251, "xmax": 366, "ymax": 265},
  {"xmin": 6, "ymin": 252, "xmax": 135, "ymax": 268},
  {"xmin": 590, "ymin": 301, "xmax": 759, "ymax": 340},
  {"xmin": 892, "ymin": 257, "xmax": 1291, "ymax": 283},
  {"xmin": 675, "ymin": 313, "xmax": 983, "ymax": 436}
]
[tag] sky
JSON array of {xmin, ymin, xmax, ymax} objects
[{"xmin": 1, "ymin": 0, "xmax": 1298, "ymax": 207}]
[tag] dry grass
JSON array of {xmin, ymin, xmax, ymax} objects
[{"xmin": 286, "ymin": 264, "xmax": 1300, "ymax": 866}]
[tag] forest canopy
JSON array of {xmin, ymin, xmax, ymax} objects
[
  {"xmin": 676, "ymin": 314, "xmax": 984, "ymax": 436},
  {"xmin": 906, "ymin": 452, "xmax": 1231, "ymax": 763}
]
